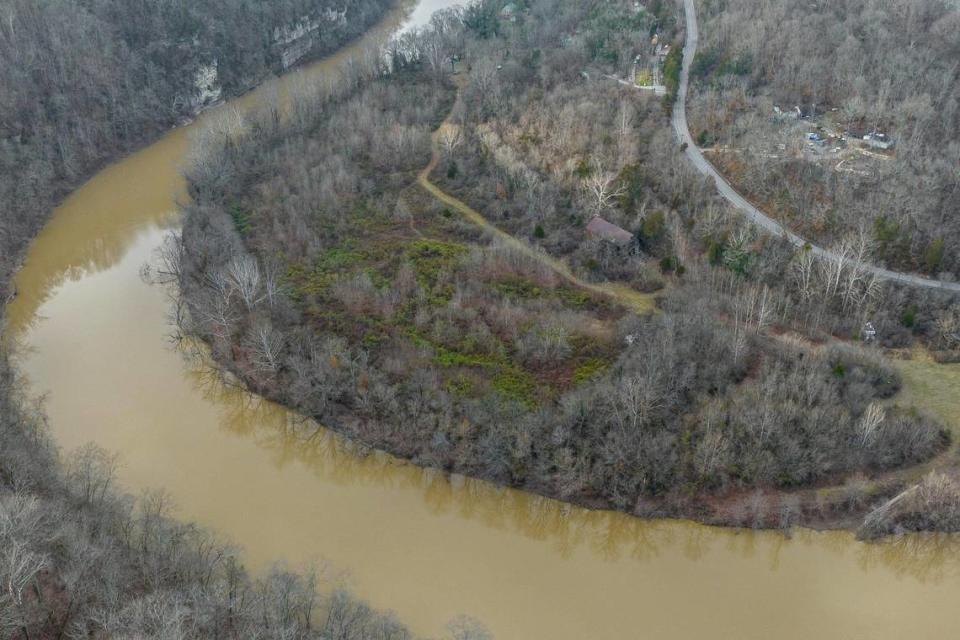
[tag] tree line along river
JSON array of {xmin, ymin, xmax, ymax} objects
[{"xmin": 7, "ymin": 1, "xmax": 960, "ymax": 637}]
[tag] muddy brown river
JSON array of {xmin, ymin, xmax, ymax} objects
[{"xmin": 7, "ymin": 1, "xmax": 960, "ymax": 638}]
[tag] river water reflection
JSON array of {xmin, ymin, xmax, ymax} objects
[{"xmin": 8, "ymin": 1, "xmax": 960, "ymax": 638}]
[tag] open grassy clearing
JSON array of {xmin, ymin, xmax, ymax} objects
[{"xmin": 896, "ymin": 352, "xmax": 960, "ymax": 444}]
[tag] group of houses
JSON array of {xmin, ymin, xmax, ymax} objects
[
  {"xmin": 775, "ymin": 105, "xmax": 896, "ymax": 152},
  {"xmin": 633, "ymin": 33, "xmax": 670, "ymax": 94}
]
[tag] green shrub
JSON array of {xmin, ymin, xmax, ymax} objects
[
  {"xmin": 641, "ymin": 210, "xmax": 666, "ymax": 241},
  {"xmin": 706, "ymin": 239, "xmax": 724, "ymax": 265},
  {"xmin": 229, "ymin": 204, "xmax": 252, "ymax": 235},
  {"xmin": 901, "ymin": 305, "xmax": 917, "ymax": 329},
  {"xmin": 660, "ymin": 255, "xmax": 682, "ymax": 273},
  {"xmin": 573, "ymin": 357, "xmax": 609, "ymax": 385},
  {"xmin": 616, "ymin": 163, "xmax": 644, "ymax": 212},
  {"xmin": 574, "ymin": 158, "xmax": 592, "ymax": 178},
  {"xmin": 444, "ymin": 374, "xmax": 475, "ymax": 397},
  {"xmin": 496, "ymin": 278, "xmax": 544, "ymax": 299},
  {"xmin": 924, "ymin": 237, "xmax": 945, "ymax": 274},
  {"xmin": 555, "ymin": 286, "xmax": 593, "ymax": 309},
  {"xmin": 492, "ymin": 367, "xmax": 539, "ymax": 407}
]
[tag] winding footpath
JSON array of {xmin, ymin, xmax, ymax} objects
[
  {"xmin": 418, "ymin": 77, "xmax": 657, "ymax": 314},
  {"xmin": 673, "ymin": 0, "xmax": 960, "ymax": 294}
]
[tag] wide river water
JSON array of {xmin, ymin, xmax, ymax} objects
[{"xmin": 7, "ymin": 1, "xmax": 960, "ymax": 638}]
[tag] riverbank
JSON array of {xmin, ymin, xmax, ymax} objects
[
  {"xmin": 1, "ymin": 1, "xmax": 399, "ymax": 305},
  {"xmin": 174, "ymin": 41, "xmax": 947, "ymax": 538},
  {"xmin": 8, "ymin": 1, "xmax": 960, "ymax": 638},
  {"xmin": 0, "ymin": 0, "xmax": 396, "ymax": 307},
  {"xmin": 0, "ymin": 3, "xmax": 456, "ymax": 638}
]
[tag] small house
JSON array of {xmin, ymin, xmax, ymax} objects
[
  {"xmin": 864, "ymin": 132, "xmax": 894, "ymax": 150},
  {"xmin": 844, "ymin": 125, "xmax": 868, "ymax": 139},
  {"xmin": 500, "ymin": 3, "xmax": 518, "ymax": 21},
  {"xmin": 586, "ymin": 215, "xmax": 634, "ymax": 247},
  {"xmin": 773, "ymin": 105, "xmax": 799, "ymax": 121}
]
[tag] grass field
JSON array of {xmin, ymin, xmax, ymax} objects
[{"xmin": 895, "ymin": 351, "xmax": 960, "ymax": 444}]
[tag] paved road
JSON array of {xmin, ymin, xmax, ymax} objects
[{"xmin": 672, "ymin": 0, "xmax": 960, "ymax": 293}]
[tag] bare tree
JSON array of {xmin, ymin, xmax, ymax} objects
[
  {"xmin": 857, "ymin": 403, "xmax": 886, "ymax": 447},
  {"xmin": 226, "ymin": 255, "xmax": 264, "ymax": 309},
  {"xmin": 447, "ymin": 615, "xmax": 492, "ymax": 640},
  {"xmin": 1, "ymin": 540, "xmax": 48, "ymax": 638},
  {"xmin": 582, "ymin": 159, "xmax": 626, "ymax": 214},
  {"xmin": 248, "ymin": 324, "xmax": 284, "ymax": 376},
  {"xmin": 438, "ymin": 124, "xmax": 464, "ymax": 157}
]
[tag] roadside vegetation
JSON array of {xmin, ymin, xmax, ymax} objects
[{"xmin": 175, "ymin": 0, "xmax": 951, "ymax": 533}]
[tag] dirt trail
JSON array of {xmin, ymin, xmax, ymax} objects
[
  {"xmin": 417, "ymin": 78, "xmax": 656, "ymax": 315},
  {"xmin": 418, "ymin": 76, "xmax": 956, "ymax": 511}
]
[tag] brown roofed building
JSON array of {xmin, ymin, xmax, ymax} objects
[{"xmin": 586, "ymin": 214, "xmax": 634, "ymax": 246}]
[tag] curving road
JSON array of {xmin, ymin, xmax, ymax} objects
[{"xmin": 672, "ymin": 0, "xmax": 960, "ymax": 293}]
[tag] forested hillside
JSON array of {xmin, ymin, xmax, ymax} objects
[
  {"xmin": 687, "ymin": 0, "xmax": 960, "ymax": 276},
  {"xmin": 0, "ymin": 0, "xmax": 392, "ymax": 299},
  {"xmin": 176, "ymin": 0, "xmax": 949, "ymax": 531}
]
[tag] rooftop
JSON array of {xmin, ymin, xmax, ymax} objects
[{"xmin": 586, "ymin": 215, "xmax": 633, "ymax": 244}]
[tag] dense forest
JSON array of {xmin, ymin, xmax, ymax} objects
[
  {"xmin": 0, "ymin": 0, "xmax": 393, "ymax": 300},
  {"xmin": 176, "ymin": 0, "xmax": 951, "ymax": 532},
  {"xmin": 687, "ymin": 0, "xmax": 960, "ymax": 276},
  {"xmin": 0, "ymin": 0, "xmax": 498, "ymax": 636}
]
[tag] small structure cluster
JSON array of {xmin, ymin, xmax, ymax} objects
[
  {"xmin": 632, "ymin": 33, "xmax": 669, "ymax": 95},
  {"xmin": 773, "ymin": 104, "xmax": 820, "ymax": 121},
  {"xmin": 771, "ymin": 104, "xmax": 897, "ymax": 167}
]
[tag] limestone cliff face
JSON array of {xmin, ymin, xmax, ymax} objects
[
  {"xmin": 273, "ymin": 6, "xmax": 349, "ymax": 70},
  {"xmin": 171, "ymin": 60, "xmax": 222, "ymax": 114},
  {"xmin": 192, "ymin": 62, "xmax": 223, "ymax": 109},
  {"xmin": 171, "ymin": 3, "xmax": 362, "ymax": 116}
]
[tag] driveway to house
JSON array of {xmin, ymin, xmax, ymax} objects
[{"xmin": 672, "ymin": 0, "xmax": 960, "ymax": 294}]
